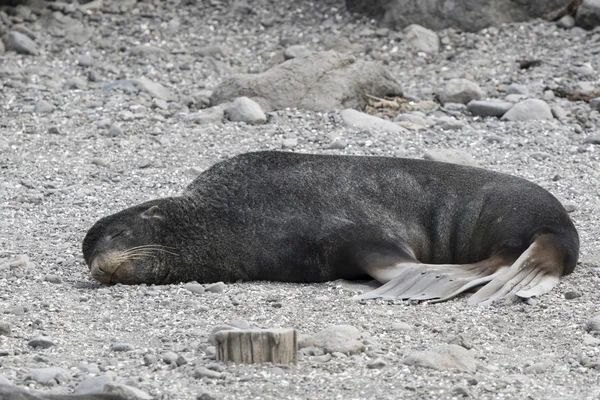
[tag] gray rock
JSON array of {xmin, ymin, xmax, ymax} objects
[
  {"xmin": 584, "ymin": 135, "xmax": 600, "ymax": 144},
  {"xmin": 551, "ymin": 105, "xmax": 568, "ymax": 119},
  {"xmin": 0, "ymin": 40, "xmax": 5, "ymax": 55},
  {"xmin": 112, "ymin": 343, "xmax": 134, "ymax": 352},
  {"xmin": 210, "ymin": 51, "xmax": 402, "ymax": 112},
  {"xmin": 558, "ymin": 14, "xmax": 576, "ymax": 28},
  {"xmin": 64, "ymin": 77, "xmax": 87, "ymax": 90},
  {"xmin": 133, "ymin": 77, "xmax": 175, "ymax": 101},
  {"xmin": 108, "ymin": 125, "xmax": 124, "ymax": 137},
  {"xmin": 576, "ymin": 0, "xmax": 600, "ymax": 30},
  {"xmin": 367, "ymin": 357, "xmax": 387, "ymax": 369},
  {"xmin": 184, "ymin": 107, "xmax": 224, "ymax": 125},
  {"xmin": 183, "ymin": 283, "xmax": 205, "ymax": 294},
  {"xmin": 452, "ymin": 385, "xmax": 471, "ymax": 397},
  {"xmin": 341, "ymin": 109, "xmax": 405, "ymax": 132},
  {"xmin": 162, "ymin": 351, "xmax": 178, "ymax": 364},
  {"xmin": 225, "ymin": 97, "xmax": 267, "ymax": 125},
  {"xmin": 404, "ymin": 24, "xmax": 440, "ymax": 54},
  {"xmin": 74, "ymin": 375, "xmax": 113, "ymax": 394},
  {"xmin": 130, "ymin": 45, "xmax": 167, "ymax": 58},
  {"xmin": 143, "ymin": 354, "xmax": 157, "ymax": 366},
  {"xmin": 585, "ymin": 314, "xmax": 600, "ymax": 332},
  {"xmin": 467, "ymin": 99, "xmax": 513, "ymax": 117},
  {"xmin": 506, "ymin": 84, "xmax": 529, "ymax": 95},
  {"xmin": 0, "ymin": 322, "xmax": 11, "ymax": 336},
  {"xmin": 311, "ymin": 353, "xmax": 332, "ymax": 363},
  {"xmin": 346, "ymin": 0, "xmax": 572, "ymax": 32},
  {"xmin": 194, "ymin": 367, "xmax": 224, "ymax": 379},
  {"xmin": 403, "ymin": 344, "xmax": 477, "ymax": 373},
  {"xmin": 44, "ymin": 274, "xmax": 61, "ymax": 284},
  {"xmin": 34, "ymin": 100, "xmax": 54, "ymax": 114},
  {"xmin": 436, "ymin": 118, "xmax": 465, "ymax": 130},
  {"xmin": 423, "ymin": 149, "xmax": 479, "ymax": 167},
  {"xmin": 501, "ymin": 99, "xmax": 553, "ymax": 121},
  {"xmin": 105, "ymin": 383, "xmax": 152, "ymax": 400},
  {"xmin": 77, "ymin": 54, "xmax": 94, "ymax": 67},
  {"xmin": 390, "ymin": 322, "xmax": 412, "ymax": 331},
  {"xmin": 583, "ymin": 334, "xmax": 600, "ymax": 345},
  {"xmin": 312, "ymin": 325, "xmax": 364, "ymax": 355},
  {"xmin": 328, "ymin": 139, "xmax": 347, "ymax": 149},
  {"xmin": 505, "ymin": 94, "xmax": 528, "ymax": 103},
  {"xmin": 283, "ymin": 45, "xmax": 312, "ymax": 60},
  {"xmin": 4, "ymin": 31, "xmax": 39, "ymax": 55},
  {"xmin": 0, "ymin": 376, "xmax": 13, "ymax": 386},
  {"xmin": 394, "ymin": 113, "xmax": 431, "ymax": 126},
  {"xmin": 197, "ymin": 388, "xmax": 216, "ymax": 400},
  {"xmin": 439, "ymin": 79, "xmax": 484, "ymax": 105},
  {"xmin": 29, "ymin": 367, "xmax": 70, "ymax": 385},
  {"xmin": 525, "ymin": 360, "xmax": 552, "ymax": 374},
  {"xmin": 282, "ymin": 137, "xmax": 298, "ymax": 149},
  {"xmin": 205, "ymin": 281, "xmax": 225, "ymax": 293},
  {"xmin": 176, "ymin": 355, "xmax": 188, "ymax": 366},
  {"xmin": 28, "ymin": 336, "xmax": 55, "ymax": 349}
]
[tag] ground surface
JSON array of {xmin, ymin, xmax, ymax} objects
[{"xmin": 1, "ymin": 1, "xmax": 600, "ymax": 399}]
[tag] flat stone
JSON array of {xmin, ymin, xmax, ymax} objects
[
  {"xmin": 74, "ymin": 375, "xmax": 113, "ymax": 394},
  {"xmin": 367, "ymin": 357, "xmax": 387, "ymax": 369},
  {"xmin": 558, "ymin": 14, "xmax": 576, "ymax": 28},
  {"xmin": 183, "ymin": 283, "xmax": 205, "ymax": 294},
  {"xmin": 194, "ymin": 367, "xmax": 224, "ymax": 379},
  {"xmin": 5, "ymin": 31, "xmax": 39, "ymax": 55},
  {"xmin": 184, "ymin": 107, "xmax": 224, "ymax": 125},
  {"xmin": 467, "ymin": 99, "xmax": 513, "ymax": 117},
  {"xmin": 341, "ymin": 109, "xmax": 405, "ymax": 132},
  {"xmin": 226, "ymin": 97, "xmax": 267, "ymax": 125},
  {"xmin": 312, "ymin": 325, "xmax": 364, "ymax": 355},
  {"xmin": 133, "ymin": 77, "xmax": 175, "ymax": 101},
  {"xmin": 29, "ymin": 367, "xmax": 70, "ymax": 385},
  {"xmin": 0, "ymin": 322, "xmax": 11, "ymax": 336},
  {"xmin": 404, "ymin": 24, "xmax": 440, "ymax": 54},
  {"xmin": 34, "ymin": 100, "xmax": 54, "ymax": 114},
  {"xmin": 506, "ymin": 83, "xmax": 529, "ymax": 95},
  {"xmin": 28, "ymin": 336, "xmax": 55, "ymax": 349},
  {"xmin": 105, "ymin": 383, "xmax": 152, "ymax": 400},
  {"xmin": 403, "ymin": 344, "xmax": 477, "ymax": 373},
  {"xmin": 205, "ymin": 282, "xmax": 225, "ymax": 293},
  {"xmin": 112, "ymin": 343, "xmax": 134, "ymax": 352},
  {"xmin": 501, "ymin": 99, "xmax": 553, "ymax": 121},
  {"xmin": 439, "ymin": 79, "xmax": 484, "ymax": 105}
]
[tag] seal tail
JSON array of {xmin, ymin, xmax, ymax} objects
[{"xmin": 359, "ymin": 233, "xmax": 576, "ymax": 305}]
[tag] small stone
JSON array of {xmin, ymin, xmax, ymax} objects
[
  {"xmin": 390, "ymin": 322, "xmax": 412, "ymax": 331},
  {"xmin": 197, "ymin": 389, "xmax": 216, "ymax": 400},
  {"xmin": 77, "ymin": 55, "xmax": 94, "ymax": 67},
  {"xmin": 584, "ymin": 134, "xmax": 600, "ymax": 144},
  {"xmin": 44, "ymin": 274, "xmax": 62, "ymax": 284},
  {"xmin": 91, "ymin": 158, "xmax": 109, "ymax": 168},
  {"xmin": 551, "ymin": 105, "xmax": 568, "ymax": 119},
  {"xmin": 452, "ymin": 385, "xmax": 471, "ymax": 397},
  {"xmin": 205, "ymin": 282, "xmax": 225, "ymax": 293},
  {"xmin": 341, "ymin": 109, "xmax": 405, "ymax": 132},
  {"xmin": 184, "ymin": 107, "xmax": 224, "ymax": 125},
  {"xmin": 74, "ymin": 375, "xmax": 113, "ymax": 395},
  {"xmin": 583, "ymin": 334, "xmax": 600, "ymax": 346},
  {"xmin": 153, "ymin": 98, "xmax": 169, "ymax": 110},
  {"xmin": 104, "ymin": 384, "xmax": 152, "ymax": 400},
  {"xmin": 5, "ymin": 31, "xmax": 39, "ymax": 55},
  {"xmin": 403, "ymin": 344, "xmax": 476, "ymax": 373},
  {"xmin": 28, "ymin": 336, "xmax": 55, "ymax": 349},
  {"xmin": 65, "ymin": 77, "xmax": 87, "ymax": 90},
  {"xmin": 282, "ymin": 137, "xmax": 298, "ymax": 149},
  {"xmin": 563, "ymin": 203, "xmax": 578, "ymax": 213},
  {"xmin": 0, "ymin": 322, "xmax": 11, "ymax": 336},
  {"xmin": 226, "ymin": 97, "xmax": 266, "ymax": 125},
  {"xmin": 558, "ymin": 14, "xmax": 576, "ymax": 29},
  {"xmin": 34, "ymin": 100, "xmax": 54, "ymax": 114},
  {"xmin": 524, "ymin": 360, "xmax": 552, "ymax": 374},
  {"xmin": 112, "ymin": 343, "xmax": 134, "ymax": 352},
  {"xmin": 436, "ymin": 118, "xmax": 465, "ymax": 130},
  {"xmin": 184, "ymin": 283, "xmax": 205, "ymax": 294},
  {"xmin": 108, "ymin": 125, "xmax": 124, "ymax": 137},
  {"xmin": 501, "ymin": 99, "xmax": 553, "ymax": 121},
  {"xmin": 448, "ymin": 334, "xmax": 474, "ymax": 350},
  {"xmin": 48, "ymin": 126, "xmax": 62, "ymax": 135},
  {"xmin": 404, "ymin": 24, "xmax": 440, "ymax": 54},
  {"xmin": 133, "ymin": 77, "xmax": 175, "ymax": 101},
  {"xmin": 194, "ymin": 366, "xmax": 224, "ymax": 379},
  {"xmin": 176, "ymin": 355, "xmax": 188, "ymax": 366},
  {"xmin": 143, "ymin": 354, "xmax": 157, "ymax": 366},
  {"xmin": 29, "ymin": 367, "xmax": 70, "ymax": 385},
  {"xmin": 366, "ymin": 357, "xmax": 387, "ymax": 369},
  {"xmin": 312, "ymin": 325, "xmax": 364, "ymax": 355},
  {"xmin": 506, "ymin": 84, "xmax": 529, "ymax": 95},
  {"xmin": 439, "ymin": 79, "xmax": 484, "ymax": 105},
  {"xmin": 311, "ymin": 353, "xmax": 332, "ymax": 363},
  {"xmin": 467, "ymin": 99, "xmax": 513, "ymax": 117},
  {"xmin": 0, "ymin": 375, "xmax": 13, "ymax": 385},
  {"xmin": 586, "ymin": 314, "xmax": 600, "ymax": 332},
  {"xmin": 328, "ymin": 139, "xmax": 347, "ymax": 149},
  {"xmin": 162, "ymin": 351, "xmax": 178, "ymax": 364},
  {"xmin": 283, "ymin": 45, "xmax": 312, "ymax": 60},
  {"xmin": 576, "ymin": 0, "xmax": 600, "ymax": 30}
]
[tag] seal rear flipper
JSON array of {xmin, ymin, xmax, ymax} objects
[{"xmin": 358, "ymin": 256, "xmax": 511, "ymax": 302}]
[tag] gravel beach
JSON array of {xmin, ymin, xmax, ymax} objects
[{"xmin": 1, "ymin": 1, "xmax": 600, "ymax": 399}]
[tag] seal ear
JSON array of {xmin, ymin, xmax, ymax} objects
[{"xmin": 141, "ymin": 205, "xmax": 163, "ymax": 219}]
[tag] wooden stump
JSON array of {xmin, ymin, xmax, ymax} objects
[{"xmin": 214, "ymin": 328, "xmax": 297, "ymax": 364}]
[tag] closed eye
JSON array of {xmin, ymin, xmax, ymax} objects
[{"xmin": 108, "ymin": 230, "xmax": 125, "ymax": 240}]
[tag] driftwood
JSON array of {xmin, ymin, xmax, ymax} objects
[{"xmin": 214, "ymin": 328, "xmax": 297, "ymax": 364}]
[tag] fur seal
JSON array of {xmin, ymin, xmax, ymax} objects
[{"xmin": 82, "ymin": 151, "xmax": 579, "ymax": 305}]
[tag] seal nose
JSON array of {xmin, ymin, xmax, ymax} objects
[{"xmin": 90, "ymin": 258, "xmax": 111, "ymax": 284}]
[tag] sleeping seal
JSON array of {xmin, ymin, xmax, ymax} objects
[{"xmin": 82, "ymin": 151, "xmax": 579, "ymax": 305}]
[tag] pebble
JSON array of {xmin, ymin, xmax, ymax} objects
[
  {"xmin": 28, "ymin": 336, "xmax": 55, "ymax": 349},
  {"xmin": 340, "ymin": 109, "xmax": 405, "ymax": 132},
  {"xmin": 310, "ymin": 353, "xmax": 332, "ymax": 363},
  {"xmin": 585, "ymin": 314, "xmax": 600, "ymax": 332},
  {"xmin": 403, "ymin": 344, "xmax": 477, "ymax": 373},
  {"xmin": 74, "ymin": 375, "xmax": 113, "ymax": 394},
  {"xmin": 225, "ymin": 97, "xmax": 266, "ymax": 124},
  {"xmin": 311, "ymin": 325, "xmax": 364, "ymax": 355},
  {"xmin": 205, "ymin": 281, "xmax": 225, "ymax": 293},
  {"xmin": 525, "ymin": 360, "xmax": 552, "ymax": 374},
  {"xmin": 0, "ymin": 322, "xmax": 11, "ymax": 336},
  {"xmin": 105, "ymin": 383, "xmax": 152, "ymax": 400},
  {"xmin": 506, "ymin": 84, "xmax": 529, "ymax": 96},
  {"xmin": 283, "ymin": 45, "xmax": 312, "ymax": 60},
  {"xmin": 184, "ymin": 107, "xmax": 224, "ymax": 125},
  {"xmin": 584, "ymin": 134, "xmax": 600, "ymax": 144},
  {"xmin": 183, "ymin": 283, "xmax": 205, "ymax": 294},
  {"xmin": 551, "ymin": 105, "xmax": 568, "ymax": 119},
  {"xmin": 194, "ymin": 366, "xmax": 224, "ymax": 379},
  {"xmin": 197, "ymin": 389, "xmax": 216, "ymax": 400},
  {"xmin": 64, "ymin": 77, "xmax": 87, "ymax": 90},
  {"xmin": 328, "ymin": 138, "xmax": 347, "ymax": 149},
  {"xmin": 108, "ymin": 125, "xmax": 124, "ymax": 137},
  {"xmin": 5, "ymin": 31, "xmax": 39, "ymax": 55},
  {"xmin": 366, "ymin": 357, "xmax": 387, "ymax": 369},
  {"xmin": 34, "ymin": 100, "xmax": 54, "ymax": 114},
  {"xmin": 282, "ymin": 137, "xmax": 298, "ymax": 148},
  {"xmin": 404, "ymin": 24, "xmax": 440, "ymax": 54},
  {"xmin": 0, "ymin": 375, "xmax": 13, "ymax": 385},
  {"xmin": 467, "ymin": 99, "xmax": 513, "ymax": 117},
  {"xmin": 112, "ymin": 343, "xmax": 134, "ymax": 352},
  {"xmin": 558, "ymin": 14, "xmax": 576, "ymax": 29},
  {"xmin": 390, "ymin": 322, "xmax": 412, "ymax": 331},
  {"xmin": 452, "ymin": 385, "xmax": 471, "ymax": 397},
  {"xmin": 162, "ymin": 351, "xmax": 179, "ymax": 364},
  {"xmin": 133, "ymin": 77, "xmax": 175, "ymax": 101},
  {"xmin": 439, "ymin": 78, "xmax": 484, "ymax": 105},
  {"xmin": 47, "ymin": 126, "xmax": 62, "ymax": 135},
  {"xmin": 29, "ymin": 367, "xmax": 70, "ymax": 385},
  {"xmin": 143, "ymin": 354, "xmax": 157, "ymax": 366},
  {"xmin": 501, "ymin": 99, "xmax": 553, "ymax": 121},
  {"xmin": 44, "ymin": 274, "xmax": 61, "ymax": 284}
]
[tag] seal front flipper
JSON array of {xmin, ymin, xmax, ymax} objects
[{"xmin": 358, "ymin": 251, "xmax": 517, "ymax": 302}]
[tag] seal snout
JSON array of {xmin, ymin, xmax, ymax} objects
[{"xmin": 89, "ymin": 255, "xmax": 121, "ymax": 284}]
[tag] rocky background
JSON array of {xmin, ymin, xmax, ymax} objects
[{"xmin": 1, "ymin": 0, "xmax": 600, "ymax": 399}]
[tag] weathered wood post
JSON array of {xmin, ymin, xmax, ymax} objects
[{"xmin": 214, "ymin": 328, "xmax": 297, "ymax": 364}]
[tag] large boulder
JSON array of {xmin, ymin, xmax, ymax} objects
[
  {"xmin": 210, "ymin": 51, "xmax": 402, "ymax": 112},
  {"xmin": 346, "ymin": 0, "xmax": 573, "ymax": 32},
  {"xmin": 576, "ymin": 0, "xmax": 600, "ymax": 30}
]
